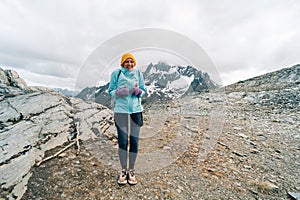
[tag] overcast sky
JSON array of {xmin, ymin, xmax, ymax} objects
[{"xmin": 0, "ymin": 0, "xmax": 299, "ymax": 90}]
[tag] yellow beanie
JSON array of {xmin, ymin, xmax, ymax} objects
[{"xmin": 120, "ymin": 53, "xmax": 136, "ymax": 67}]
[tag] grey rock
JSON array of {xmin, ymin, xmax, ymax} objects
[
  {"xmin": 0, "ymin": 69, "xmax": 113, "ymax": 199},
  {"xmin": 0, "ymin": 68, "xmax": 27, "ymax": 89}
]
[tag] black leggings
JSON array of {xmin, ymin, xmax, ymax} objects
[{"xmin": 114, "ymin": 112, "xmax": 143, "ymax": 169}]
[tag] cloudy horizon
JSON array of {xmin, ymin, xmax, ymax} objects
[{"xmin": 1, "ymin": 0, "xmax": 299, "ymax": 90}]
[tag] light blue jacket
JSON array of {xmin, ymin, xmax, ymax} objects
[{"xmin": 108, "ymin": 67, "xmax": 146, "ymax": 114}]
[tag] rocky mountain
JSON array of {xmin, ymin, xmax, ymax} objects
[
  {"xmin": 76, "ymin": 84, "xmax": 111, "ymax": 108},
  {"xmin": 143, "ymin": 62, "xmax": 218, "ymax": 103},
  {"xmin": 1, "ymin": 64, "xmax": 299, "ymax": 199},
  {"xmin": 76, "ymin": 62, "xmax": 218, "ymax": 107}
]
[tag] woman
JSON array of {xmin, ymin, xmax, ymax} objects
[{"xmin": 108, "ymin": 53, "xmax": 146, "ymax": 185}]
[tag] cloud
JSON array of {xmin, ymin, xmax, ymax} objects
[
  {"xmin": 192, "ymin": 0, "xmax": 300, "ymax": 75},
  {"xmin": 0, "ymin": 0, "xmax": 299, "ymax": 89}
]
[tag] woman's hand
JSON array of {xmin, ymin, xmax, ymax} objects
[
  {"xmin": 115, "ymin": 85, "xmax": 129, "ymax": 97},
  {"xmin": 131, "ymin": 83, "xmax": 142, "ymax": 97}
]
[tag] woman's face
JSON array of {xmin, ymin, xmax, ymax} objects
[{"xmin": 123, "ymin": 58, "xmax": 135, "ymax": 70}]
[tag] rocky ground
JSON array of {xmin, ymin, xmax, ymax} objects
[{"xmin": 21, "ymin": 89, "xmax": 299, "ymax": 200}]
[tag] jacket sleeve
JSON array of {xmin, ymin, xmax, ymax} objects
[
  {"xmin": 108, "ymin": 70, "xmax": 118, "ymax": 98},
  {"xmin": 138, "ymin": 70, "xmax": 146, "ymax": 98}
]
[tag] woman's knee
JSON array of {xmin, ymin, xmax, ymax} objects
[
  {"xmin": 118, "ymin": 140, "xmax": 128, "ymax": 150},
  {"xmin": 117, "ymin": 128, "xmax": 128, "ymax": 150},
  {"xmin": 129, "ymin": 136, "xmax": 139, "ymax": 153}
]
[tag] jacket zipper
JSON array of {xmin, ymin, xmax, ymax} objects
[{"xmin": 129, "ymin": 95, "xmax": 133, "ymax": 113}]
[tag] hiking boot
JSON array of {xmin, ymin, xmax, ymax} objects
[
  {"xmin": 117, "ymin": 169, "xmax": 127, "ymax": 185},
  {"xmin": 128, "ymin": 169, "xmax": 137, "ymax": 185}
]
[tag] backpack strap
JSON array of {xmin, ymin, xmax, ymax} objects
[
  {"xmin": 137, "ymin": 70, "xmax": 142, "ymax": 104},
  {"xmin": 116, "ymin": 69, "xmax": 122, "ymax": 83},
  {"xmin": 138, "ymin": 70, "xmax": 141, "ymax": 83}
]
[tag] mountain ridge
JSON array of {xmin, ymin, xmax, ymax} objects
[
  {"xmin": 76, "ymin": 62, "xmax": 218, "ymax": 107},
  {"xmin": 225, "ymin": 64, "xmax": 300, "ymax": 92}
]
